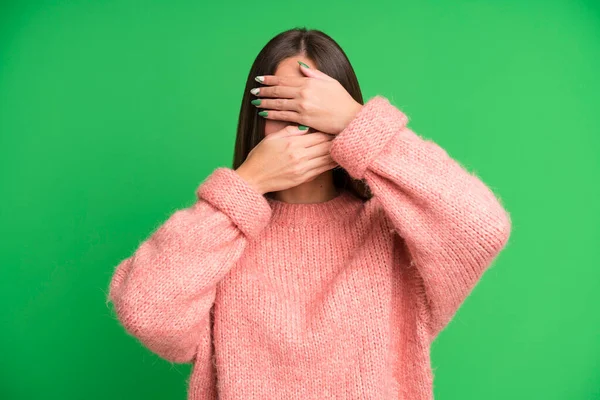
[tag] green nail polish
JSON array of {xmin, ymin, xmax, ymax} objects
[
  {"xmin": 298, "ymin": 61, "xmax": 310, "ymax": 68},
  {"xmin": 298, "ymin": 125, "xmax": 308, "ymax": 130},
  {"xmin": 258, "ymin": 110, "xmax": 268, "ymax": 117},
  {"xmin": 251, "ymin": 99, "xmax": 261, "ymax": 106}
]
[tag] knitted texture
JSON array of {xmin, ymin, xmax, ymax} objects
[{"xmin": 106, "ymin": 95, "xmax": 512, "ymax": 399}]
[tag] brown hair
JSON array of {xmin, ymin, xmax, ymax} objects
[{"xmin": 232, "ymin": 27, "xmax": 372, "ymax": 201}]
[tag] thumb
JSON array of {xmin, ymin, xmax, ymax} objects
[
  {"xmin": 277, "ymin": 124, "xmax": 310, "ymax": 137},
  {"xmin": 297, "ymin": 61, "xmax": 335, "ymax": 81}
]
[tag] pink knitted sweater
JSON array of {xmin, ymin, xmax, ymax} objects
[{"xmin": 106, "ymin": 95, "xmax": 512, "ymax": 399}]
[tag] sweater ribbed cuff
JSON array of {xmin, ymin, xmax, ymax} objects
[
  {"xmin": 330, "ymin": 96, "xmax": 409, "ymax": 180},
  {"xmin": 196, "ymin": 167, "xmax": 272, "ymax": 239}
]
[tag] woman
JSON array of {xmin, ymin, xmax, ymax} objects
[{"xmin": 106, "ymin": 27, "xmax": 512, "ymax": 399}]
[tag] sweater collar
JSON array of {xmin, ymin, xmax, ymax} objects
[{"xmin": 265, "ymin": 189, "xmax": 363, "ymax": 226}]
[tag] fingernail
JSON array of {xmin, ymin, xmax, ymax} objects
[
  {"xmin": 250, "ymin": 88, "xmax": 260, "ymax": 95},
  {"xmin": 251, "ymin": 99, "xmax": 261, "ymax": 106},
  {"xmin": 258, "ymin": 110, "xmax": 268, "ymax": 117},
  {"xmin": 298, "ymin": 125, "xmax": 308, "ymax": 130},
  {"xmin": 255, "ymin": 76, "xmax": 264, "ymax": 83},
  {"xmin": 298, "ymin": 61, "xmax": 310, "ymax": 68}
]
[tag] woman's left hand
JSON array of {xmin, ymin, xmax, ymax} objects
[{"xmin": 252, "ymin": 63, "xmax": 363, "ymax": 135}]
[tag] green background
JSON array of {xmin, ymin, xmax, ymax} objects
[{"xmin": 1, "ymin": 0, "xmax": 598, "ymax": 399}]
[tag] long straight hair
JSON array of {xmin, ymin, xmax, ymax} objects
[{"xmin": 232, "ymin": 27, "xmax": 372, "ymax": 201}]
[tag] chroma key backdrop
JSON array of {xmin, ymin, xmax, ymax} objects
[{"xmin": 0, "ymin": 0, "xmax": 598, "ymax": 399}]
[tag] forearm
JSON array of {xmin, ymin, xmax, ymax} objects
[{"xmin": 330, "ymin": 95, "xmax": 512, "ymax": 338}]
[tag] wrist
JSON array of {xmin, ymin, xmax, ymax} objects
[
  {"xmin": 235, "ymin": 165, "xmax": 266, "ymax": 195},
  {"xmin": 351, "ymin": 102, "xmax": 364, "ymax": 120},
  {"xmin": 338, "ymin": 101, "xmax": 364, "ymax": 135}
]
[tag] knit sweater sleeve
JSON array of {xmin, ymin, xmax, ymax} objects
[
  {"xmin": 105, "ymin": 167, "xmax": 272, "ymax": 363},
  {"xmin": 330, "ymin": 96, "xmax": 512, "ymax": 340}
]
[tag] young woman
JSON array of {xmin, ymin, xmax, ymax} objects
[{"xmin": 106, "ymin": 27, "xmax": 512, "ymax": 399}]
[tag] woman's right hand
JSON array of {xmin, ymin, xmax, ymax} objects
[{"xmin": 235, "ymin": 125, "xmax": 338, "ymax": 194}]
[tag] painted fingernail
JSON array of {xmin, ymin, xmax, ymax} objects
[
  {"xmin": 250, "ymin": 87, "xmax": 260, "ymax": 95},
  {"xmin": 255, "ymin": 76, "xmax": 264, "ymax": 83},
  {"xmin": 298, "ymin": 125, "xmax": 308, "ymax": 130},
  {"xmin": 258, "ymin": 110, "xmax": 268, "ymax": 117},
  {"xmin": 298, "ymin": 61, "xmax": 310, "ymax": 68},
  {"xmin": 251, "ymin": 99, "xmax": 261, "ymax": 106}
]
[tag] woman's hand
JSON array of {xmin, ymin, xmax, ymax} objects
[
  {"xmin": 251, "ymin": 63, "xmax": 363, "ymax": 135},
  {"xmin": 235, "ymin": 125, "xmax": 338, "ymax": 194}
]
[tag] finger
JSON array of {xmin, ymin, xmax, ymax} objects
[
  {"xmin": 253, "ymin": 98, "xmax": 300, "ymax": 112},
  {"xmin": 255, "ymin": 75, "xmax": 305, "ymax": 87},
  {"xmin": 294, "ymin": 132, "xmax": 334, "ymax": 148},
  {"xmin": 302, "ymin": 139, "xmax": 332, "ymax": 160},
  {"xmin": 302, "ymin": 154, "xmax": 337, "ymax": 175},
  {"xmin": 258, "ymin": 109, "xmax": 302, "ymax": 124},
  {"xmin": 304, "ymin": 163, "xmax": 337, "ymax": 182},
  {"xmin": 272, "ymin": 124, "xmax": 310, "ymax": 138},
  {"xmin": 313, "ymin": 160, "xmax": 338, "ymax": 174},
  {"xmin": 250, "ymin": 85, "xmax": 297, "ymax": 98},
  {"xmin": 297, "ymin": 62, "xmax": 336, "ymax": 82}
]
